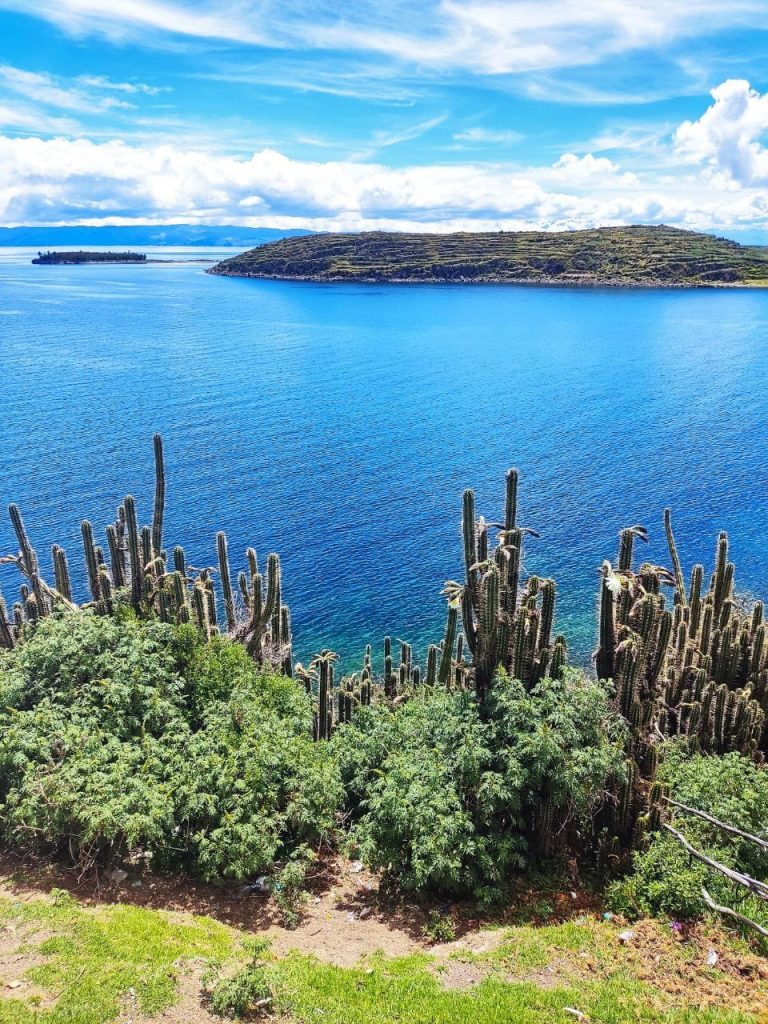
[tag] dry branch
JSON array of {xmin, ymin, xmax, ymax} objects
[
  {"xmin": 700, "ymin": 887, "xmax": 768, "ymax": 938},
  {"xmin": 665, "ymin": 797, "xmax": 768, "ymax": 852},
  {"xmin": 662, "ymin": 823, "xmax": 768, "ymax": 901}
]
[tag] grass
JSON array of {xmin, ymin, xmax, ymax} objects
[
  {"xmin": 0, "ymin": 886, "xmax": 766, "ymax": 1023},
  {"xmin": 273, "ymin": 954, "xmax": 756, "ymax": 1024},
  {"xmin": 0, "ymin": 889, "xmax": 234, "ymax": 1023},
  {"xmin": 209, "ymin": 225, "xmax": 768, "ymax": 286}
]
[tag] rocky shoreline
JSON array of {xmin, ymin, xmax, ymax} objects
[{"xmin": 206, "ymin": 266, "xmax": 762, "ymax": 288}]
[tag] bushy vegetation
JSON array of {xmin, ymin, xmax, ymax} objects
[
  {"xmin": 0, "ymin": 611, "xmax": 628, "ymax": 901},
  {"xmin": 335, "ymin": 669, "xmax": 626, "ymax": 904},
  {"xmin": 3, "ymin": 436, "xmax": 768, "ymax": 941},
  {"xmin": 609, "ymin": 749, "xmax": 768, "ymax": 923},
  {"xmin": 0, "ymin": 610, "xmax": 340, "ymax": 880},
  {"xmin": 205, "ymin": 938, "xmax": 274, "ymax": 1018}
]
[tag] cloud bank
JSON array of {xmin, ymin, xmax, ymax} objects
[{"xmin": 1, "ymin": 80, "xmax": 768, "ymax": 233}]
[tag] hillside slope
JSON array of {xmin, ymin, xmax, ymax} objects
[{"xmin": 209, "ymin": 226, "xmax": 768, "ymax": 286}]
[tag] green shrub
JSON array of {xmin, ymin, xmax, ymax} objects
[
  {"xmin": 207, "ymin": 939, "xmax": 274, "ymax": 1018},
  {"xmin": 335, "ymin": 669, "xmax": 625, "ymax": 903},
  {"xmin": 421, "ymin": 911, "xmax": 456, "ymax": 943},
  {"xmin": 0, "ymin": 611, "xmax": 341, "ymax": 881},
  {"xmin": 608, "ymin": 748, "xmax": 768, "ymax": 922},
  {"xmin": 272, "ymin": 845, "xmax": 315, "ymax": 928}
]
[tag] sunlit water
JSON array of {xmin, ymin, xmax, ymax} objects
[{"xmin": 2, "ymin": 245, "xmax": 768, "ymax": 669}]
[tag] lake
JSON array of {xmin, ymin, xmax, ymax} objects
[{"xmin": 1, "ymin": 245, "xmax": 767, "ymax": 670}]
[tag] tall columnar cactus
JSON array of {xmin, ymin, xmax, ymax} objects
[
  {"xmin": 9, "ymin": 503, "xmax": 39, "ymax": 581},
  {"xmin": 0, "ymin": 585, "xmax": 14, "ymax": 649},
  {"xmin": 151, "ymin": 433, "xmax": 165, "ymax": 558},
  {"xmin": 51, "ymin": 544, "xmax": 72, "ymax": 603},
  {"xmin": 596, "ymin": 511, "xmax": 766, "ymax": 760},
  {"xmin": 2, "ymin": 437, "xmax": 294, "ymax": 674},
  {"xmin": 310, "ymin": 650, "xmax": 337, "ymax": 741},
  {"xmin": 443, "ymin": 469, "xmax": 563, "ymax": 702},
  {"xmin": 123, "ymin": 495, "xmax": 143, "ymax": 611},
  {"xmin": 217, "ymin": 531, "xmax": 236, "ymax": 633}
]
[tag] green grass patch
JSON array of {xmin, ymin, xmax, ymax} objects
[
  {"xmin": 273, "ymin": 952, "xmax": 757, "ymax": 1024},
  {"xmin": 0, "ymin": 891, "xmax": 765, "ymax": 1024},
  {"xmin": 0, "ymin": 890, "xmax": 234, "ymax": 1023}
]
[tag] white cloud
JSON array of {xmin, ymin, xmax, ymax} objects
[
  {"xmin": 0, "ymin": 0, "xmax": 263, "ymax": 45},
  {"xmin": 76, "ymin": 75, "xmax": 168, "ymax": 95},
  {"xmin": 0, "ymin": 104, "xmax": 80, "ymax": 134},
  {"xmin": 674, "ymin": 78, "xmax": 768, "ymax": 186},
  {"xmin": 453, "ymin": 127, "xmax": 524, "ymax": 145},
  {"xmin": 0, "ymin": 64, "xmax": 135, "ymax": 112},
  {"xmin": 349, "ymin": 115, "xmax": 447, "ymax": 159},
  {"xmin": 583, "ymin": 123, "xmax": 672, "ymax": 153},
  {"xmin": 1, "ymin": 122, "xmax": 768, "ymax": 234},
  {"xmin": 1, "ymin": 0, "xmax": 766, "ymax": 77},
  {"xmin": 545, "ymin": 152, "xmax": 639, "ymax": 187}
]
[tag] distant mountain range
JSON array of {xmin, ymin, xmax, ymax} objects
[
  {"xmin": 0, "ymin": 225, "xmax": 309, "ymax": 247},
  {"xmin": 209, "ymin": 226, "xmax": 768, "ymax": 287}
]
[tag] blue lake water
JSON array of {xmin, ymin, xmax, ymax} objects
[{"xmin": 1, "ymin": 245, "xmax": 768, "ymax": 670}]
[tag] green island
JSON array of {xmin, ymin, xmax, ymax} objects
[
  {"xmin": 3, "ymin": 436, "xmax": 768, "ymax": 1022},
  {"xmin": 209, "ymin": 224, "xmax": 768, "ymax": 286},
  {"xmin": 32, "ymin": 250, "xmax": 148, "ymax": 265}
]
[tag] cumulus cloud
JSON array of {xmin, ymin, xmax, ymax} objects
[
  {"xmin": 1, "ymin": 128, "xmax": 768, "ymax": 234},
  {"xmin": 545, "ymin": 152, "xmax": 639, "ymax": 187},
  {"xmin": 0, "ymin": 77, "xmax": 766, "ymax": 232},
  {"xmin": 674, "ymin": 78, "xmax": 768, "ymax": 186}
]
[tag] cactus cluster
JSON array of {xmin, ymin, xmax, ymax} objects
[
  {"xmin": 595, "ymin": 512, "xmax": 766, "ymax": 764},
  {"xmin": 442, "ymin": 469, "xmax": 566, "ymax": 702},
  {"xmin": 300, "ymin": 636, "xmax": 435, "ymax": 740},
  {"xmin": 0, "ymin": 436, "xmax": 291, "ymax": 670}
]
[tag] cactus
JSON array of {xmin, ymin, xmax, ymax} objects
[
  {"xmin": 52, "ymin": 544, "xmax": 72, "ymax": 603},
  {"xmin": 235, "ymin": 551, "xmax": 291, "ymax": 668},
  {"xmin": 123, "ymin": 495, "xmax": 143, "ymax": 611},
  {"xmin": 311, "ymin": 650, "xmax": 337, "ymax": 741},
  {"xmin": 597, "ymin": 512, "xmax": 767, "ymax": 765},
  {"xmin": 217, "ymin": 531, "xmax": 236, "ymax": 632},
  {"xmin": 2, "ymin": 437, "xmax": 294, "ymax": 674},
  {"xmin": 8, "ymin": 503, "xmax": 39, "ymax": 580},
  {"xmin": 443, "ymin": 469, "xmax": 563, "ymax": 702},
  {"xmin": 0, "ymin": 586, "xmax": 14, "ymax": 649},
  {"xmin": 81, "ymin": 520, "xmax": 102, "ymax": 608},
  {"xmin": 437, "ymin": 606, "xmax": 458, "ymax": 686},
  {"xmin": 151, "ymin": 433, "xmax": 165, "ymax": 558}
]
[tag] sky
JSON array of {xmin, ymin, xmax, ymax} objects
[{"xmin": 1, "ymin": 1, "xmax": 768, "ymax": 236}]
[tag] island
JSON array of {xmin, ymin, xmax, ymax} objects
[
  {"xmin": 208, "ymin": 225, "xmax": 768, "ymax": 287},
  {"xmin": 32, "ymin": 250, "xmax": 147, "ymax": 265}
]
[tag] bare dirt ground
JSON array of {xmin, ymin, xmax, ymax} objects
[{"xmin": 0, "ymin": 918, "xmax": 56, "ymax": 1009}]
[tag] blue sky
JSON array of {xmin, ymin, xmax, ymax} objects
[{"xmin": 1, "ymin": 1, "xmax": 768, "ymax": 234}]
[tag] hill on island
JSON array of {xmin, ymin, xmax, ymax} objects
[{"xmin": 208, "ymin": 225, "xmax": 768, "ymax": 286}]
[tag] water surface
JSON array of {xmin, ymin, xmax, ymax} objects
[{"xmin": 1, "ymin": 246, "xmax": 767, "ymax": 668}]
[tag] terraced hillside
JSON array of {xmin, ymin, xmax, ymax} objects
[{"xmin": 209, "ymin": 225, "xmax": 768, "ymax": 286}]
